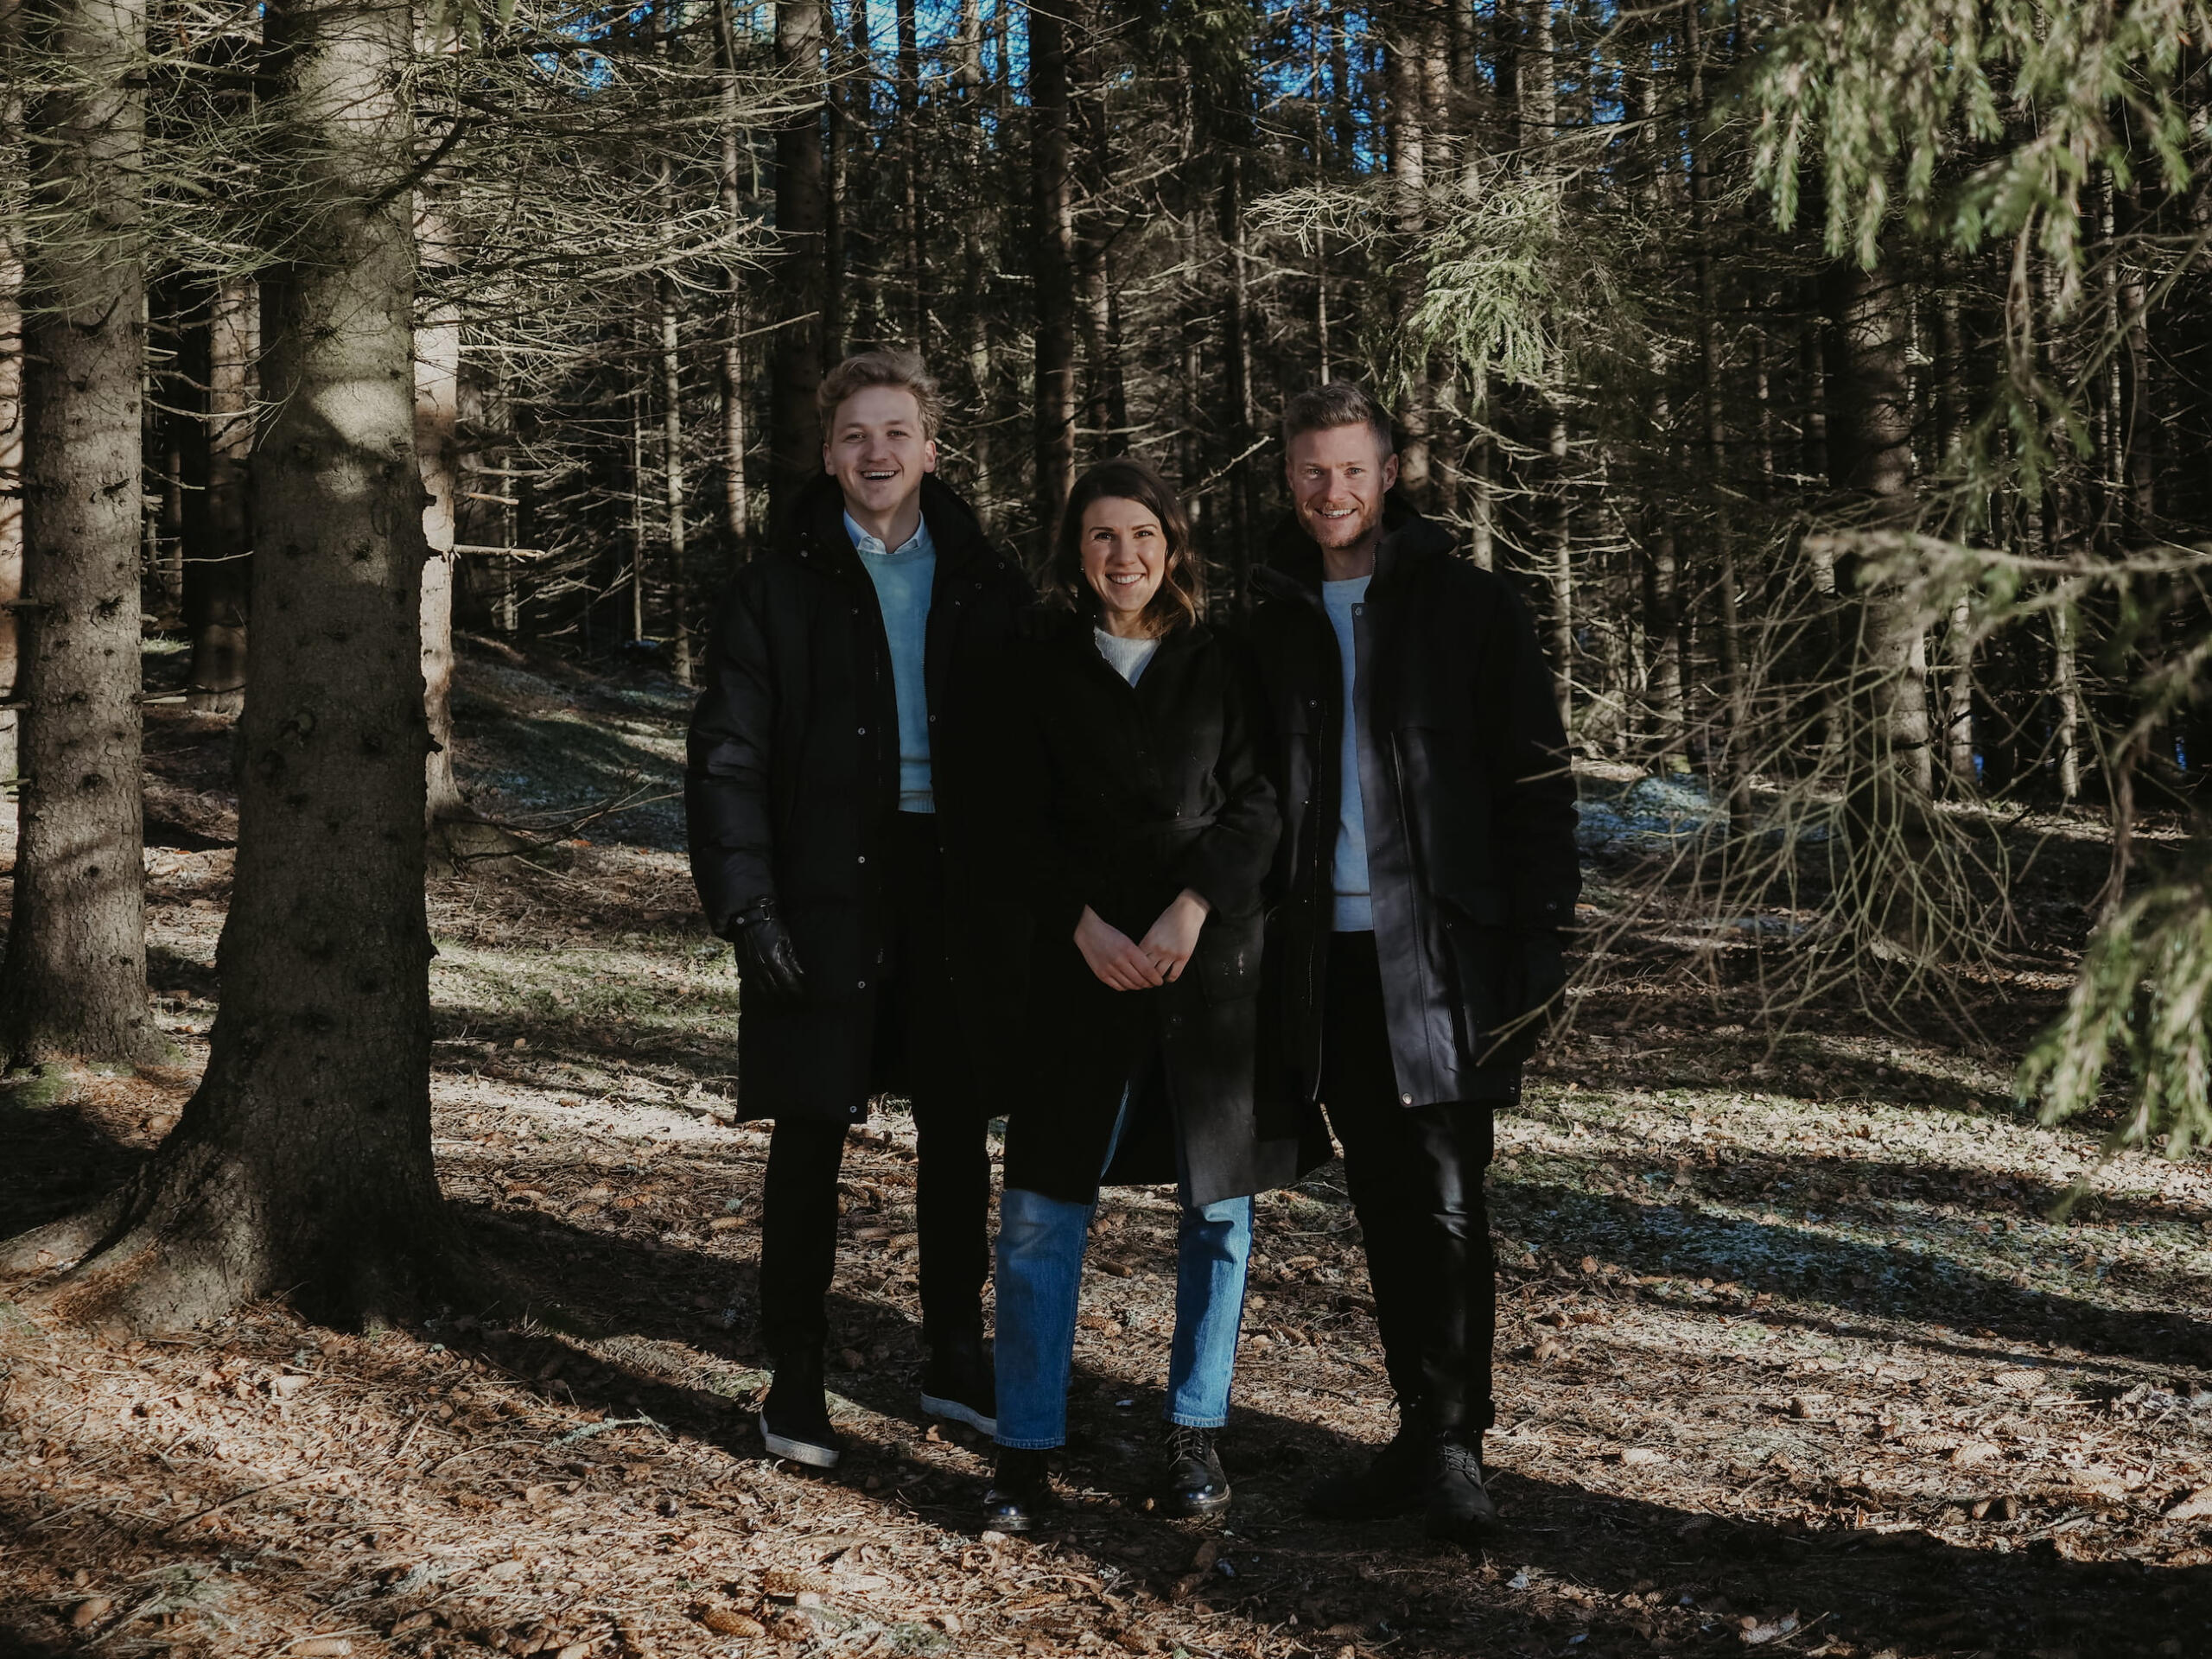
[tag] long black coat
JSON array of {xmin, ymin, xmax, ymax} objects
[
  {"xmin": 1239, "ymin": 499, "xmax": 1581, "ymax": 1108},
  {"xmin": 994, "ymin": 617, "xmax": 1329, "ymax": 1208},
  {"xmin": 684, "ymin": 474, "xmax": 1034, "ymax": 1122}
]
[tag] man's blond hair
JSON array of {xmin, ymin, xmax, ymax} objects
[{"xmin": 817, "ymin": 350, "xmax": 944, "ymax": 440}]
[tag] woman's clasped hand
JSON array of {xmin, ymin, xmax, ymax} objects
[{"xmin": 1073, "ymin": 889, "xmax": 1211, "ymax": 989}]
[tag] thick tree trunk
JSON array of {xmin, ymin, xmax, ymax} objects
[
  {"xmin": 0, "ymin": 0, "xmax": 159, "ymax": 1067},
  {"xmin": 183, "ymin": 279, "xmax": 252, "ymax": 715},
  {"xmin": 1028, "ymin": 0, "xmax": 1076, "ymax": 542},
  {"xmin": 1826, "ymin": 257, "xmax": 1930, "ymax": 796},
  {"xmin": 770, "ymin": 0, "xmax": 827, "ymax": 520},
  {"xmin": 2, "ymin": 0, "xmax": 446, "ymax": 1331}
]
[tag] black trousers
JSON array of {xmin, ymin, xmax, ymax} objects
[
  {"xmin": 759, "ymin": 813, "xmax": 993, "ymax": 1357},
  {"xmin": 1318, "ymin": 931, "xmax": 1499, "ymax": 1436}
]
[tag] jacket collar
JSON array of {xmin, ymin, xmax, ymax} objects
[
  {"xmin": 1250, "ymin": 490, "xmax": 1457, "ymax": 605},
  {"xmin": 782, "ymin": 473, "xmax": 1001, "ymax": 579}
]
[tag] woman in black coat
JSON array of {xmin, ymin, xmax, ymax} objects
[{"xmin": 984, "ymin": 458, "xmax": 1327, "ymax": 1531}]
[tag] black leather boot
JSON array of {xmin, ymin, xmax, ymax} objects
[
  {"xmin": 1305, "ymin": 1405, "xmax": 1428, "ymax": 1519},
  {"xmin": 919, "ymin": 1332, "xmax": 996, "ymax": 1435},
  {"xmin": 1424, "ymin": 1430, "xmax": 1498, "ymax": 1541},
  {"xmin": 759, "ymin": 1351, "xmax": 842, "ymax": 1468},
  {"xmin": 1160, "ymin": 1425, "xmax": 1231, "ymax": 1518},
  {"xmin": 982, "ymin": 1447, "xmax": 1054, "ymax": 1533}
]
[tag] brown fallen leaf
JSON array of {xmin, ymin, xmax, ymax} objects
[
  {"xmin": 1190, "ymin": 1538, "xmax": 1219, "ymax": 1572},
  {"xmin": 68, "ymin": 1599, "xmax": 112, "ymax": 1630},
  {"xmin": 388, "ymin": 1613, "xmax": 435, "ymax": 1638},
  {"xmin": 2165, "ymin": 1484, "xmax": 2212, "ymax": 1522},
  {"xmin": 293, "ymin": 1641, "xmax": 353, "ymax": 1657},
  {"xmin": 1949, "ymin": 1442, "xmax": 2000, "ymax": 1467}
]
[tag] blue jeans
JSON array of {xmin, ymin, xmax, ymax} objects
[{"xmin": 994, "ymin": 1096, "xmax": 1253, "ymax": 1449}]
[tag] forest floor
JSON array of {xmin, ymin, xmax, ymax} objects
[{"xmin": 3, "ymin": 636, "xmax": 2212, "ymax": 1659}]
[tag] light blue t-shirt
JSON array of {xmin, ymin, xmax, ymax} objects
[
  {"xmin": 1322, "ymin": 576, "xmax": 1372, "ymax": 931},
  {"xmin": 846, "ymin": 509, "xmax": 937, "ymax": 813}
]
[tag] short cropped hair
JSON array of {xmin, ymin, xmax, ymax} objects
[
  {"xmin": 1050, "ymin": 458, "xmax": 1204, "ymax": 638},
  {"xmin": 817, "ymin": 350, "xmax": 944, "ymax": 440},
  {"xmin": 1282, "ymin": 380, "xmax": 1396, "ymax": 457}
]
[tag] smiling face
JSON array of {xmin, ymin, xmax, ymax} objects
[
  {"xmin": 1078, "ymin": 495, "xmax": 1168, "ymax": 637},
  {"xmin": 823, "ymin": 385, "xmax": 937, "ymax": 526},
  {"xmin": 1286, "ymin": 422, "xmax": 1398, "ymax": 576}
]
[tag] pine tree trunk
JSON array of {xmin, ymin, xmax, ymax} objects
[
  {"xmin": 416, "ymin": 276, "xmax": 463, "ymax": 826},
  {"xmin": 1387, "ymin": 25, "xmax": 1430, "ymax": 502},
  {"xmin": 0, "ymin": 223, "xmax": 18, "ymax": 785},
  {"xmin": 184, "ymin": 279, "xmax": 252, "ymax": 715},
  {"xmin": 897, "ymin": 0, "xmax": 924, "ymax": 346},
  {"xmin": 0, "ymin": 0, "xmax": 159, "ymax": 1067},
  {"xmin": 3, "ymin": 0, "xmax": 446, "ymax": 1331},
  {"xmin": 713, "ymin": 0, "xmax": 751, "ymax": 559},
  {"xmin": 770, "ymin": 0, "xmax": 828, "ymax": 519},
  {"xmin": 659, "ymin": 267, "xmax": 693, "ymax": 685},
  {"xmin": 0, "ymin": 2, "xmax": 22, "ymax": 785},
  {"xmin": 1028, "ymin": 0, "xmax": 1076, "ymax": 542}
]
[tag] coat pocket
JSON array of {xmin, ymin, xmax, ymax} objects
[{"xmin": 1435, "ymin": 888, "xmax": 1522, "ymax": 1065}]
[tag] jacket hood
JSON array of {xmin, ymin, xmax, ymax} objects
[{"xmin": 1249, "ymin": 490, "xmax": 1458, "ymax": 603}]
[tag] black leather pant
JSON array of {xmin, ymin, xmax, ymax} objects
[
  {"xmin": 1319, "ymin": 931, "xmax": 1500, "ymax": 1436},
  {"xmin": 758, "ymin": 814, "xmax": 992, "ymax": 1357}
]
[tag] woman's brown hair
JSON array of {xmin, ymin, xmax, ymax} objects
[{"xmin": 1049, "ymin": 459, "xmax": 1204, "ymax": 637}]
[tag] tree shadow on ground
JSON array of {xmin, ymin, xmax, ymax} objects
[
  {"xmin": 441, "ymin": 1202, "xmax": 2212, "ymax": 1659},
  {"xmin": 1493, "ymin": 1178, "xmax": 2212, "ymax": 1376},
  {"xmin": 0, "ymin": 1090, "xmax": 145, "ymax": 1239}
]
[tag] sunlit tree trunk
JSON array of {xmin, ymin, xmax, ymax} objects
[
  {"xmin": 183, "ymin": 279, "xmax": 252, "ymax": 715},
  {"xmin": 3, "ymin": 0, "xmax": 445, "ymax": 1331},
  {"xmin": 0, "ymin": 0, "xmax": 158, "ymax": 1066}
]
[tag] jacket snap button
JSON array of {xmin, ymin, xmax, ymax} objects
[
  {"xmin": 1401, "ymin": 1093, "xmax": 1413, "ymax": 1104},
  {"xmin": 857, "ymin": 979, "xmax": 868, "ymax": 989},
  {"xmin": 857, "ymin": 855, "xmax": 867, "ymax": 864},
  {"xmin": 857, "ymin": 726, "xmax": 868, "ymax": 735}
]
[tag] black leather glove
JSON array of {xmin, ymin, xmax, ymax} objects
[{"xmin": 728, "ymin": 898, "xmax": 805, "ymax": 999}]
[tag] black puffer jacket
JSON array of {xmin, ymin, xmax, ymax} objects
[
  {"xmin": 684, "ymin": 473, "xmax": 1034, "ymax": 1121},
  {"xmin": 1238, "ymin": 499, "xmax": 1580, "ymax": 1107},
  {"xmin": 993, "ymin": 615, "xmax": 1330, "ymax": 1208}
]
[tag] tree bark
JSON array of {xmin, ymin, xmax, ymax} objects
[
  {"xmin": 183, "ymin": 279, "xmax": 252, "ymax": 715},
  {"xmin": 1684, "ymin": 0, "xmax": 1749, "ymax": 817},
  {"xmin": 713, "ymin": 0, "xmax": 752, "ymax": 559},
  {"xmin": 659, "ymin": 267, "xmax": 693, "ymax": 684},
  {"xmin": 1028, "ymin": 0, "xmax": 1076, "ymax": 543},
  {"xmin": 0, "ymin": 207, "xmax": 18, "ymax": 785},
  {"xmin": 770, "ymin": 0, "xmax": 828, "ymax": 521},
  {"xmin": 416, "ymin": 271, "xmax": 463, "ymax": 826},
  {"xmin": 0, "ymin": 0, "xmax": 159, "ymax": 1067},
  {"xmin": 3, "ymin": 0, "xmax": 445, "ymax": 1331},
  {"xmin": 1825, "ymin": 256, "xmax": 1930, "ymax": 797},
  {"xmin": 897, "ymin": 0, "xmax": 924, "ymax": 347}
]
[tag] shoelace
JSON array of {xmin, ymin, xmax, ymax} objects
[{"xmin": 1166, "ymin": 1425, "xmax": 1217, "ymax": 1465}]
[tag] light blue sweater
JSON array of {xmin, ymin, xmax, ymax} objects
[
  {"xmin": 1322, "ymin": 576, "xmax": 1372, "ymax": 931},
  {"xmin": 846, "ymin": 509, "xmax": 937, "ymax": 813}
]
